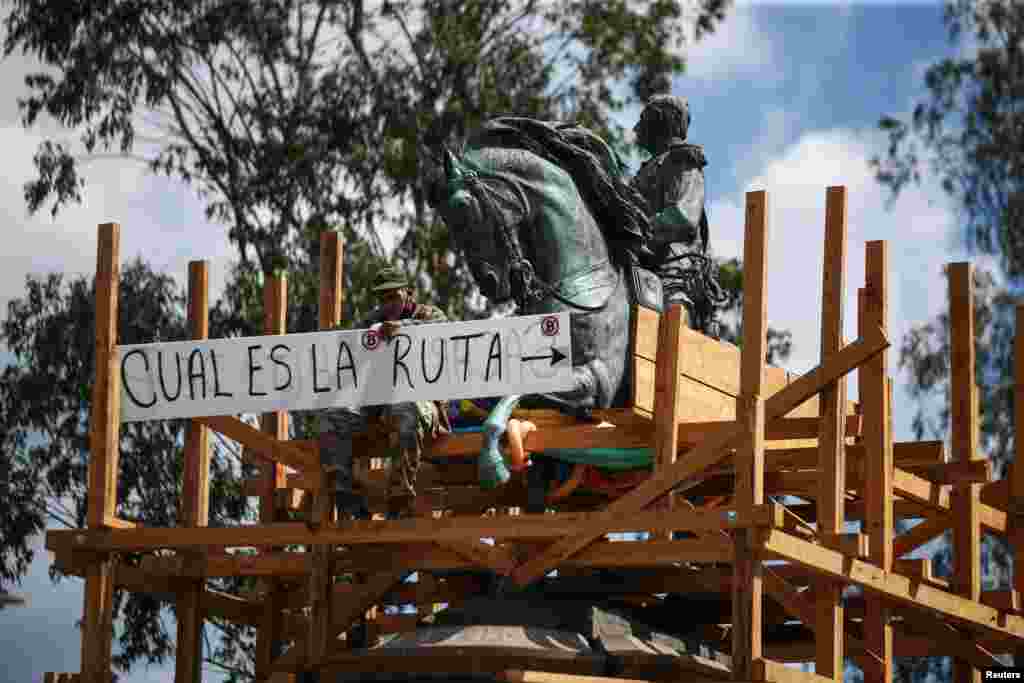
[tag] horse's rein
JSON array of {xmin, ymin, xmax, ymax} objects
[{"xmin": 465, "ymin": 170, "xmax": 621, "ymax": 313}]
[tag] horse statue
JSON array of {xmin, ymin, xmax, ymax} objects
[{"xmin": 427, "ymin": 116, "xmax": 720, "ymax": 496}]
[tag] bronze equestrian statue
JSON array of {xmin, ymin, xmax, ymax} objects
[{"xmin": 427, "ymin": 103, "xmax": 724, "ymax": 490}]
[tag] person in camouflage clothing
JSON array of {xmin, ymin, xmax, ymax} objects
[{"xmin": 319, "ymin": 265, "xmax": 450, "ymax": 519}]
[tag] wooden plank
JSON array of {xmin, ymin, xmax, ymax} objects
[
  {"xmin": 894, "ymin": 609, "xmax": 1001, "ymax": 669},
  {"xmin": 893, "ymin": 516, "xmax": 951, "ymax": 558},
  {"xmin": 862, "ymin": 242, "xmax": 893, "ymax": 683},
  {"xmin": 634, "ymin": 306, "xmax": 847, "ymax": 420},
  {"xmin": 568, "ymin": 538, "xmax": 733, "ymax": 567},
  {"xmin": 329, "ymin": 570, "xmax": 407, "ymax": 637},
  {"xmin": 677, "ymin": 415, "xmax": 861, "ymax": 446},
  {"xmin": 754, "ymin": 659, "xmax": 836, "ymax": 683},
  {"xmin": 762, "ymin": 567, "xmax": 879, "ymax": 673},
  {"xmin": 255, "ymin": 275, "xmax": 288, "ymax": 682},
  {"xmin": 652, "ymin": 304, "xmax": 687, "ymax": 538},
  {"xmin": 307, "ymin": 231, "xmax": 343, "ymax": 670},
  {"xmin": 498, "ymin": 672, "xmax": 664, "ymax": 683},
  {"xmin": 730, "ymin": 191, "xmax": 771, "ymax": 678},
  {"xmin": 81, "ymin": 561, "xmax": 115, "ymax": 683},
  {"xmin": 82, "ymin": 223, "xmax": 121, "ymax": 683},
  {"xmin": 949, "ymin": 262, "xmax": 982, "ymax": 683},
  {"xmin": 816, "ymin": 185, "xmax": 847, "ymax": 681},
  {"xmin": 88, "ymin": 223, "xmax": 122, "ymax": 527},
  {"xmin": 733, "ymin": 189, "xmax": 769, "ymax": 680},
  {"xmin": 892, "ymin": 559, "xmax": 949, "ymax": 589},
  {"xmin": 176, "ymin": 261, "xmax": 210, "ymax": 683},
  {"xmin": 700, "ymin": 440, "xmax": 941, "ymax": 477},
  {"xmin": 48, "ymin": 505, "xmax": 782, "ymax": 552},
  {"xmin": 198, "ymin": 416, "xmax": 319, "ymax": 476},
  {"xmin": 759, "ymin": 529, "xmax": 1024, "ymax": 641},
  {"xmin": 508, "ymin": 324, "xmax": 890, "ymax": 587}
]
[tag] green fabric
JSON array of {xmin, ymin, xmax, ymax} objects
[{"xmin": 539, "ymin": 447, "xmax": 654, "ymax": 471}]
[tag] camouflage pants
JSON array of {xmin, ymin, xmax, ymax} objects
[{"xmin": 319, "ymin": 401, "xmax": 437, "ymax": 499}]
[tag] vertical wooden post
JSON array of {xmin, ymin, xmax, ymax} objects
[
  {"xmin": 308, "ymin": 231, "xmax": 344, "ymax": 673},
  {"xmin": 652, "ymin": 303, "xmax": 687, "ymax": 539},
  {"xmin": 255, "ymin": 274, "xmax": 288, "ymax": 681},
  {"xmin": 949, "ymin": 262, "xmax": 981, "ymax": 683},
  {"xmin": 816, "ymin": 186, "xmax": 847, "ymax": 679},
  {"xmin": 863, "ymin": 241, "xmax": 893, "ymax": 683},
  {"xmin": 1013, "ymin": 304, "xmax": 1024, "ymax": 666},
  {"xmin": 732, "ymin": 190, "xmax": 768, "ymax": 680},
  {"xmin": 175, "ymin": 261, "xmax": 211, "ymax": 683},
  {"xmin": 82, "ymin": 223, "xmax": 121, "ymax": 683}
]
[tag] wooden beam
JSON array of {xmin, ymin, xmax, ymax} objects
[
  {"xmin": 329, "ymin": 570, "xmax": 407, "ymax": 637},
  {"xmin": 307, "ymin": 230, "xmax": 343, "ymax": 670},
  {"xmin": 861, "ymin": 241, "xmax": 894, "ymax": 683},
  {"xmin": 759, "ymin": 529, "xmax": 1024, "ymax": 641},
  {"xmin": 754, "ymin": 659, "xmax": 836, "ymax": 683},
  {"xmin": 568, "ymin": 538, "xmax": 733, "ymax": 567},
  {"xmin": 198, "ymin": 416, "xmax": 319, "ymax": 477},
  {"xmin": 508, "ymin": 323, "xmax": 889, "ymax": 588},
  {"xmin": 47, "ymin": 504, "xmax": 782, "ymax": 552},
  {"xmin": 255, "ymin": 275, "xmax": 289, "ymax": 682},
  {"xmin": 651, "ymin": 304, "xmax": 687, "ymax": 538},
  {"xmin": 982, "ymin": 589, "xmax": 1023, "ymax": 613},
  {"xmin": 949, "ymin": 262, "xmax": 981, "ymax": 683},
  {"xmin": 699, "ymin": 440, "xmax": 942, "ymax": 478},
  {"xmin": 733, "ymin": 189, "xmax": 769, "ymax": 680},
  {"xmin": 892, "ymin": 559, "xmax": 949, "ymax": 589},
  {"xmin": 82, "ymin": 223, "xmax": 121, "ymax": 683},
  {"xmin": 176, "ymin": 261, "xmax": 210, "ymax": 683},
  {"xmin": 676, "ymin": 415, "xmax": 861, "ymax": 446},
  {"xmin": 816, "ymin": 186, "xmax": 847, "ymax": 681},
  {"xmin": 893, "ymin": 515, "xmax": 950, "ymax": 558},
  {"xmin": 498, "ymin": 672, "xmax": 663, "ymax": 683},
  {"xmin": 894, "ymin": 609, "xmax": 1001, "ymax": 670}
]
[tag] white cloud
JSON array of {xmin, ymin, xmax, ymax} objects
[
  {"xmin": 682, "ymin": 5, "xmax": 779, "ymax": 82},
  {"xmin": 0, "ymin": 123, "xmax": 237, "ymax": 338},
  {"xmin": 708, "ymin": 125, "xmax": 963, "ymax": 437}
]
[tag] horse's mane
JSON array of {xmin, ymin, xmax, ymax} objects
[{"xmin": 467, "ymin": 117, "xmax": 652, "ymax": 266}]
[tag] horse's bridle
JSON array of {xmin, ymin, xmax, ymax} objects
[{"xmin": 459, "ymin": 168, "xmax": 621, "ymax": 313}]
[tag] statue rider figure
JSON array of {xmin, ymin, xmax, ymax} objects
[
  {"xmin": 631, "ymin": 95, "xmax": 720, "ymax": 335},
  {"xmin": 318, "ymin": 266, "xmax": 450, "ymax": 520}
]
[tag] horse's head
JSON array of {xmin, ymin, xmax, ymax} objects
[{"xmin": 431, "ymin": 147, "xmax": 529, "ymax": 304}]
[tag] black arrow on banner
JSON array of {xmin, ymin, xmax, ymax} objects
[{"xmin": 521, "ymin": 347, "xmax": 568, "ymax": 367}]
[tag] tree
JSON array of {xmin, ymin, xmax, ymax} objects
[
  {"xmin": 4, "ymin": 0, "xmax": 729, "ymax": 321},
  {"xmin": 2, "ymin": 0, "xmax": 735, "ymax": 678},
  {"xmin": 870, "ymin": 0, "xmax": 1024, "ymax": 672}
]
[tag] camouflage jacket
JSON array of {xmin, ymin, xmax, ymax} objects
[{"xmin": 631, "ymin": 143, "xmax": 708, "ymax": 255}]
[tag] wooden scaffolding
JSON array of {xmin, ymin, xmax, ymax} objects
[{"xmin": 43, "ymin": 187, "xmax": 1024, "ymax": 683}]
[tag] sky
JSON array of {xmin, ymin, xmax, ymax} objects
[{"xmin": 0, "ymin": 2, "xmax": 980, "ymax": 681}]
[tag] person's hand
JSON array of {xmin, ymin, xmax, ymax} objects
[{"xmin": 380, "ymin": 320, "xmax": 401, "ymax": 339}]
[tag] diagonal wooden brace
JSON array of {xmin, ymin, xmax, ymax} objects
[{"xmin": 508, "ymin": 326, "xmax": 889, "ymax": 586}]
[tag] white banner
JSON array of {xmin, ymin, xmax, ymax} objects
[{"xmin": 118, "ymin": 312, "xmax": 574, "ymax": 422}]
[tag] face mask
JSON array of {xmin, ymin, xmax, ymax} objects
[{"xmin": 381, "ymin": 301, "xmax": 405, "ymax": 320}]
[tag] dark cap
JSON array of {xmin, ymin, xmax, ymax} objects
[{"xmin": 372, "ymin": 265, "xmax": 410, "ymax": 293}]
